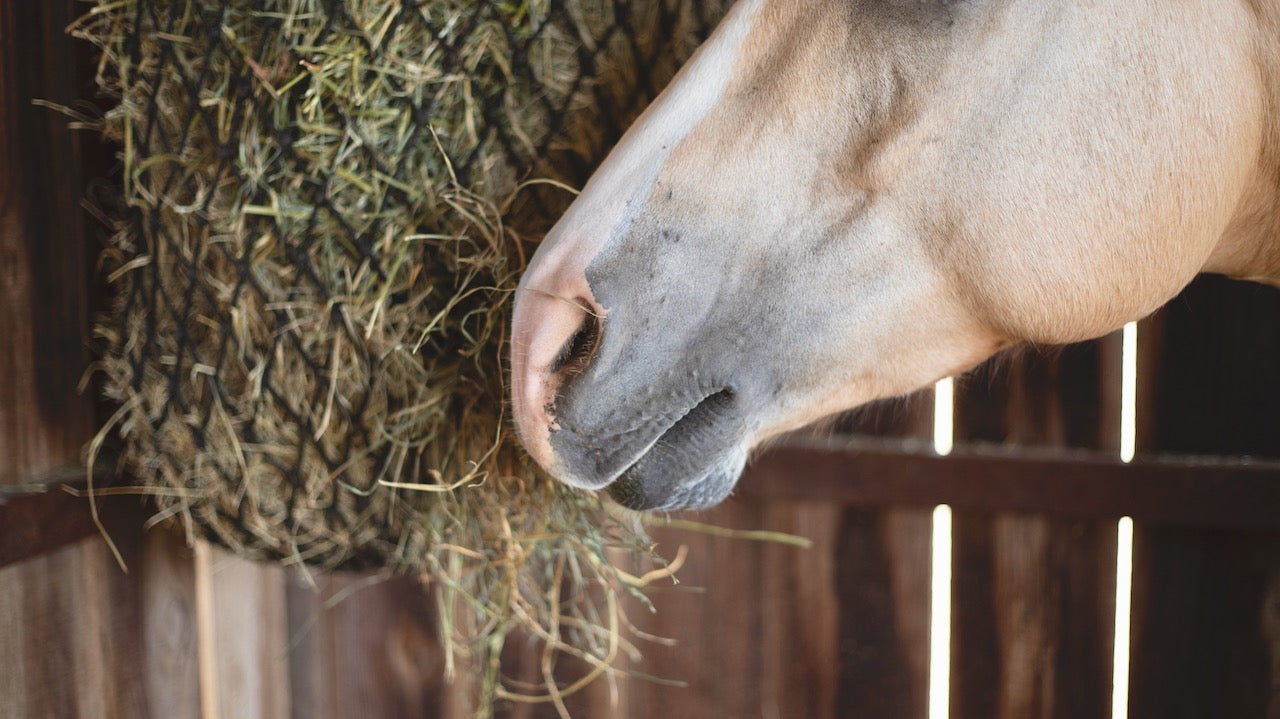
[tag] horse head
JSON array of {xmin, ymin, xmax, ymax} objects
[{"xmin": 510, "ymin": 0, "xmax": 1279, "ymax": 510}]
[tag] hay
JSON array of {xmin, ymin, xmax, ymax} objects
[{"xmin": 71, "ymin": 0, "xmax": 727, "ymax": 713}]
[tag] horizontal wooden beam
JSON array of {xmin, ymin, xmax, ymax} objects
[
  {"xmin": 0, "ymin": 475, "xmax": 149, "ymax": 568},
  {"xmin": 740, "ymin": 438, "xmax": 1280, "ymax": 531},
  {"xmin": 9, "ymin": 440, "xmax": 1279, "ymax": 569}
]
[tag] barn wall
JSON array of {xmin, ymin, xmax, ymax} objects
[
  {"xmin": 1128, "ymin": 278, "xmax": 1280, "ymax": 719},
  {"xmin": 5, "ymin": 3, "xmax": 1280, "ymax": 719},
  {"xmin": 1, "ymin": 3, "xmax": 147, "ymax": 718}
]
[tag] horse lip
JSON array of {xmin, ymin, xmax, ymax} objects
[
  {"xmin": 606, "ymin": 387, "xmax": 741, "ymax": 510},
  {"xmin": 609, "ymin": 450, "xmax": 744, "ymax": 511}
]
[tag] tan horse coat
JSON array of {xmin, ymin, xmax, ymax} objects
[{"xmin": 511, "ymin": 0, "xmax": 1280, "ymax": 509}]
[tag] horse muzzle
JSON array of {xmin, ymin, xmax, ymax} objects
[{"xmin": 510, "ymin": 272, "xmax": 751, "ymax": 509}]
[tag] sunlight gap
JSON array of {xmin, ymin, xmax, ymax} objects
[
  {"xmin": 1112, "ymin": 321, "xmax": 1139, "ymax": 719},
  {"xmin": 929, "ymin": 378, "xmax": 955, "ymax": 719}
]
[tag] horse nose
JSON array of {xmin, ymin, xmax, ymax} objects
[{"xmin": 510, "ymin": 277, "xmax": 605, "ymax": 484}]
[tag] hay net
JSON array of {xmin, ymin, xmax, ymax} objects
[
  {"xmin": 78, "ymin": 0, "xmax": 726, "ymax": 569},
  {"xmin": 74, "ymin": 0, "xmax": 727, "ymax": 705}
]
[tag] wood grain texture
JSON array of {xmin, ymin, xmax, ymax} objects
[
  {"xmin": 740, "ymin": 439, "xmax": 1280, "ymax": 530},
  {"xmin": 762, "ymin": 502, "xmax": 842, "ymax": 719},
  {"xmin": 834, "ymin": 507, "xmax": 932, "ymax": 719},
  {"xmin": 0, "ymin": 540, "xmax": 137, "ymax": 719},
  {"xmin": 0, "ymin": 0, "xmax": 94, "ymax": 489},
  {"xmin": 0, "ymin": 525, "xmax": 207, "ymax": 719},
  {"xmin": 1129, "ymin": 277, "xmax": 1280, "ymax": 719},
  {"xmin": 950, "ymin": 338, "xmax": 1119, "ymax": 719},
  {"xmin": 622, "ymin": 499, "xmax": 771, "ymax": 718},
  {"xmin": 0, "ymin": 482, "xmax": 149, "ymax": 568},
  {"xmin": 285, "ymin": 570, "xmax": 464, "ymax": 719},
  {"xmin": 0, "ymin": 3, "xmax": 183, "ymax": 718},
  {"xmin": 199, "ymin": 542, "xmax": 292, "ymax": 719},
  {"xmin": 832, "ymin": 391, "xmax": 934, "ymax": 719},
  {"xmin": 138, "ymin": 531, "xmax": 202, "ymax": 719},
  {"xmin": 598, "ymin": 495, "xmax": 848, "ymax": 718}
]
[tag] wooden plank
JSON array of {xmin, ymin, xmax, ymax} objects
[
  {"xmin": 621, "ymin": 498, "xmax": 771, "ymax": 718},
  {"xmin": 0, "ymin": 0, "xmax": 95, "ymax": 489},
  {"xmin": 949, "ymin": 339, "xmax": 1119, "ymax": 719},
  {"xmin": 285, "ymin": 570, "xmax": 466, "ymax": 719},
  {"xmin": 199, "ymin": 541, "xmax": 292, "ymax": 719},
  {"xmin": 740, "ymin": 439, "xmax": 1280, "ymax": 530},
  {"xmin": 948, "ymin": 514, "xmax": 1118, "ymax": 719},
  {"xmin": 1138, "ymin": 277, "xmax": 1280, "ymax": 456},
  {"xmin": 0, "ymin": 525, "xmax": 206, "ymax": 719},
  {"xmin": 19, "ymin": 435, "xmax": 1280, "ymax": 571},
  {"xmin": 753, "ymin": 502, "xmax": 844, "ymax": 717},
  {"xmin": 1128, "ymin": 276, "xmax": 1280, "ymax": 719},
  {"xmin": 612, "ymin": 495, "xmax": 860, "ymax": 718},
  {"xmin": 1129, "ymin": 528, "xmax": 1280, "ymax": 719},
  {"xmin": 0, "ymin": 480, "xmax": 148, "ymax": 568},
  {"xmin": 834, "ymin": 506, "xmax": 932, "ymax": 719},
  {"xmin": 0, "ymin": 3, "xmax": 195, "ymax": 719},
  {"xmin": 0, "ymin": 539, "xmax": 132, "ymax": 719},
  {"xmin": 137, "ymin": 530, "xmax": 202, "ymax": 719},
  {"xmin": 831, "ymin": 392, "xmax": 934, "ymax": 719}
]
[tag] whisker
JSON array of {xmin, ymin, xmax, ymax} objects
[{"xmin": 516, "ymin": 287, "xmax": 605, "ymax": 318}]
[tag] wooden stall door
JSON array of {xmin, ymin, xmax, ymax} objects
[
  {"xmin": 1129, "ymin": 276, "xmax": 1280, "ymax": 718},
  {"xmin": 596, "ymin": 394, "xmax": 936, "ymax": 719},
  {"xmin": 950, "ymin": 339, "xmax": 1121, "ymax": 719}
]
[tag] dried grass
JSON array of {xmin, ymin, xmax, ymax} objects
[{"xmin": 70, "ymin": 0, "xmax": 726, "ymax": 714}]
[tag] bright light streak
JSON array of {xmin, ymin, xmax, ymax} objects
[
  {"xmin": 929, "ymin": 377, "xmax": 955, "ymax": 719},
  {"xmin": 934, "ymin": 378, "xmax": 954, "ymax": 457},
  {"xmin": 929, "ymin": 504, "xmax": 953, "ymax": 719},
  {"xmin": 1120, "ymin": 322, "xmax": 1138, "ymax": 463},
  {"xmin": 1113, "ymin": 323, "xmax": 1138, "ymax": 717},
  {"xmin": 1112, "ymin": 517, "xmax": 1134, "ymax": 719}
]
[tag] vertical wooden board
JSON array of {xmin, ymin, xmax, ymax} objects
[
  {"xmin": 950, "ymin": 339, "xmax": 1120, "ymax": 719},
  {"xmin": 493, "ymin": 624, "xmax": 619, "ymax": 719},
  {"xmin": 200, "ymin": 542, "xmax": 291, "ymax": 719},
  {"xmin": 760, "ymin": 501, "xmax": 842, "ymax": 718},
  {"xmin": 1129, "ymin": 529, "xmax": 1280, "ymax": 719},
  {"xmin": 611, "ymin": 498, "xmax": 846, "ymax": 718},
  {"xmin": 834, "ymin": 389, "xmax": 935, "ymax": 719},
  {"xmin": 948, "ymin": 514, "xmax": 999, "ymax": 718},
  {"xmin": 621, "ymin": 498, "xmax": 769, "ymax": 718},
  {"xmin": 284, "ymin": 571, "xmax": 340, "ymax": 719},
  {"xmin": 1138, "ymin": 277, "xmax": 1280, "ymax": 456},
  {"xmin": 280, "ymin": 557, "xmax": 613, "ymax": 719},
  {"xmin": 834, "ymin": 507, "xmax": 933, "ymax": 719},
  {"xmin": 0, "ymin": 0, "xmax": 94, "ymax": 488},
  {"xmin": 138, "ymin": 529, "xmax": 202, "ymax": 719},
  {"xmin": 950, "ymin": 515, "xmax": 1117, "ymax": 719},
  {"xmin": 0, "ymin": 530, "xmax": 161, "ymax": 719},
  {"xmin": 1128, "ymin": 276, "xmax": 1280, "ymax": 719},
  {"xmin": 0, "ymin": 3, "xmax": 155, "ymax": 713},
  {"xmin": 285, "ymin": 570, "xmax": 463, "ymax": 719}
]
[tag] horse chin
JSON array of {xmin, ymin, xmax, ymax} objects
[
  {"xmin": 607, "ymin": 443, "xmax": 748, "ymax": 512},
  {"xmin": 548, "ymin": 379, "xmax": 751, "ymax": 509}
]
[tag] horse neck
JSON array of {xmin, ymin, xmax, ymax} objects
[{"xmin": 1209, "ymin": 2, "xmax": 1280, "ymax": 286}]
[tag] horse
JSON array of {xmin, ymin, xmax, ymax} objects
[{"xmin": 509, "ymin": 0, "xmax": 1280, "ymax": 511}]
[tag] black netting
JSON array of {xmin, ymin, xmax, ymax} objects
[{"xmin": 78, "ymin": 0, "xmax": 730, "ymax": 570}]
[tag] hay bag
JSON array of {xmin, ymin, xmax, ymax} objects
[{"xmin": 74, "ymin": 0, "xmax": 728, "ymax": 708}]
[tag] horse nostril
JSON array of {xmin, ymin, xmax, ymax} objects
[{"xmin": 550, "ymin": 309, "xmax": 602, "ymax": 378}]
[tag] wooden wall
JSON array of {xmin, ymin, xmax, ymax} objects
[{"xmin": 5, "ymin": 2, "xmax": 1280, "ymax": 718}]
